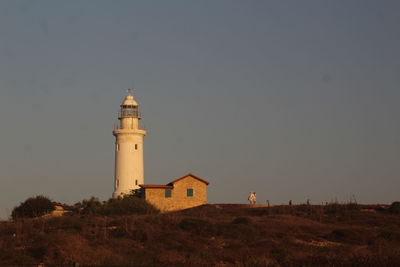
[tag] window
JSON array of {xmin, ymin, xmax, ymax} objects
[
  {"xmin": 165, "ymin": 189, "xmax": 172, "ymax": 198},
  {"xmin": 116, "ymin": 144, "xmax": 119, "ymax": 152},
  {"xmin": 116, "ymin": 179, "xmax": 119, "ymax": 188},
  {"xmin": 135, "ymin": 144, "xmax": 138, "ymax": 150},
  {"xmin": 135, "ymin": 179, "xmax": 138, "ymax": 185},
  {"xmin": 187, "ymin": 188, "xmax": 194, "ymax": 197}
]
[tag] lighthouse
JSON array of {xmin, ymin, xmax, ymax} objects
[{"xmin": 113, "ymin": 89, "xmax": 147, "ymax": 198}]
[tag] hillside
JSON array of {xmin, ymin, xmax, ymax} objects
[{"xmin": 1, "ymin": 204, "xmax": 400, "ymax": 266}]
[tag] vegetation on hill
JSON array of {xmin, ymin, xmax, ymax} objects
[
  {"xmin": 76, "ymin": 195, "xmax": 159, "ymax": 216},
  {"xmin": 2, "ymin": 200, "xmax": 400, "ymax": 266},
  {"xmin": 389, "ymin": 201, "xmax": 400, "ymax": 214},
  {"xmin": 11, "ymin": 195, "xmax": 54, "ymax": 220},
  {"xmin": 11, "ymin": 194, "xmax": 159, "ymax": 220}
]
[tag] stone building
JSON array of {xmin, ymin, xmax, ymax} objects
[{"xmin": 140, "ymin": 173, "xmax": 209, "ymax": 212}]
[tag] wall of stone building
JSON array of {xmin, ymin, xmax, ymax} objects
[{"xmin": 144, "ymin": 176, "xmax": 207, "ymax": 211}]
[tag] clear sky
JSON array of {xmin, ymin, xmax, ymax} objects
[{"xmin": 0, "ymin": 1, "xmax": 399, "ymax": 218}]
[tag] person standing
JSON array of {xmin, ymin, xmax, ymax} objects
[
  {"xmin": 248, "ymin": 192, "xmax": 254, "ymax": 204},
  {"xmin": 248, "ymin": 192, "xmax": 256, "ymax": 204}
]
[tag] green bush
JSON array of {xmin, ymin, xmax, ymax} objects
[
  {"xmin": 11, "ymin": 195, "xmax": 54, "ymax": 219},
  {"xmin": 81, "ymin": 197, "xmax": 103, "ymax": 214},
  {"xmin": 388, "ymin": 202, "xmax": 400, "ymax": 214},
  {"xmin": 80, "ymin": 195, "xmax": 159, "ymax": 216},
  {"xmin": 102, "ymin": 196, "xmax": 159, "ymax": 215}
]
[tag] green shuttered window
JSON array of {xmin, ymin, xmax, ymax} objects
[
  {"xmin": 187, "ymin": 188, "xmax": 193, "ymax": 197},
  {"xmin": 165, "ymin": 189, "xmax": 172, "ymax": 198}
]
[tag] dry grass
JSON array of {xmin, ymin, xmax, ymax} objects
[{"xmin": 0, "ymin": 203, "xmax": 399, "ymax": 266}]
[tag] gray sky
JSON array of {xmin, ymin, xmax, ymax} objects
[{"xmin": 0, "ymin": 1, "xmax": 399, "ymax": 218}]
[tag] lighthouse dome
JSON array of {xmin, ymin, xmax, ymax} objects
[{"xmin": 121, "ymin": 94, "xmax": 138, "ymax": 106}]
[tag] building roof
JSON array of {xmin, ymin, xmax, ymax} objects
[
  {"xmin": 140, "ymin": 173, "xmax": 210, "ymax": 190},
  {"xmin": 168, "ymin": 173, "xmax": 210, "ymax": 185},
  {"xmin": 140, "ymin": 184, "xmax": 173, "ymax": 189}
]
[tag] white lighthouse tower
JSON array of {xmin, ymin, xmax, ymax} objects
[{"xmin": 113, "ymin": 89, "xmax": 147, "ymax": 198}]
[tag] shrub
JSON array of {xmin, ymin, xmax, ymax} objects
[
  {"xmin": 79, "ymin": 197, "xmax": 103, "ymax": 214},
  {"xmin": 132, "ymin": 229, "xmax": 148, "ymax": 242},
  {"xmin": 130, "ymin": 188, "xmax": 143, "ymax": 198},
  {"xmin": 47, "ymin": 216, "xmax": 84, "ymax": 232},
  {"xmin": 232, "ymin": 217, "xmax": 252, "ymax": 225},
  {"xmin": 11, "ymin": 195, "xmax": 54, "ymax": 219},
  {"xmin": 324, "ymin": 203, "xmax": 343, "ymax": 214},
  {"xmin": 346, "ymin": 202, "xmax": 360, "ymax": 210},
  {"xmin": 241, "ymin": 256, "xmax": 274, "ymax": 267},
  {"xmin": 217, "ymin": 223, "xmax": 256, "ymax": 239},
  {"xmin": 179, "ymin": 218, "xmax": 215, "ymax": 235},
  {"xmin": 143, "ymin": 214, "xmax": 162, "ymax": 224},
  {"xmin": 326, "ymin": 228, "xmax": 365, "ymax": 244},
  {"xmin": 380, "ymin": 230, "xmax": 400, "ymax": 243},
  {"xmin": 270, "ymin": 248, "xmax": 288, "ymax": 264},
  {"xmin": 80, "ymin": 195, "xmax": 159, "ymax": 216},
  {"xmin": 102, "ymin": 196, "xmax": 159, "ymax": 215},
  {"xmin": 388, "ymin": 202, "xmax": 400, "ymax": 214}
]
